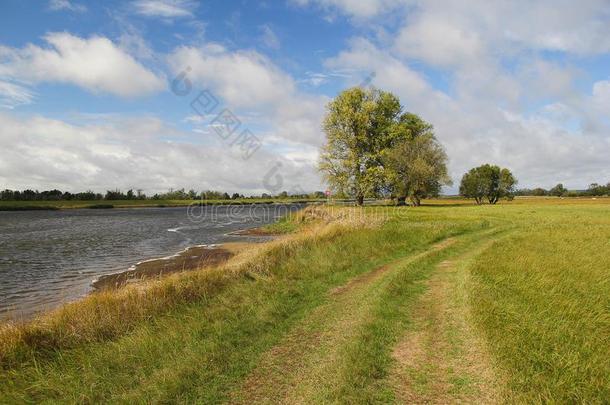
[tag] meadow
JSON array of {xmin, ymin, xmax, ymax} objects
[{"xmin": 0, "ymin": 198, "xmax": 608, "ymax": 403}]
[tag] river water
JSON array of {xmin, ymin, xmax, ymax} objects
[{"xmin": 0, "ymin": 204, "xmax": 303, "ymax": 321}]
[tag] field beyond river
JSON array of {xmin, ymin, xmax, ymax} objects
[{"xmin": 0, "ymin": 198, "xmax": 609, "ymax": 403}]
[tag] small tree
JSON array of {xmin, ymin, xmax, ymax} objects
[
  {"xmin": 383, "ymin": 133, "xmax": 451, "ymax": 206},
  {"xmin": 459, "ymin": 164, "xmax": 517, "ymax": 204},
  {"xmin": 532, "ymin": 187, "xmax": 548, "ymax": 196}
]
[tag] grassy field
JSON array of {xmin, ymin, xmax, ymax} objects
[{"xmin": 0, "ymin": 199, "xmax": 608, "ymax": 403}]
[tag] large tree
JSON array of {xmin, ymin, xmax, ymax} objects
[
  {"xmin": 318, "ymin": 87, "xmax": 407, "ymax": 205},
  {"xmin": 459, "ymin": 164, "xmax": 517, "ymax": 204},
  {"xmin": 383, "ymin": 133, "xmax": 452, "ymax": 206}
]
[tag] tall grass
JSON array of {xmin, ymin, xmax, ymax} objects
[{"xmin": 469, "ymin": 206, "xmax": 610, "ymax": 402}]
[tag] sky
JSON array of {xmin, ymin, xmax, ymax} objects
[{"xmin": 1, "ymin": 0, "xmax": 609, "ymax": 195}]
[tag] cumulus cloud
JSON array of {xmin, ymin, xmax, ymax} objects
[
  {"xmin": 592, "ymin": 80, "xmax": 610, "ymax": 116},
  {"xmin": 394, "ymin": 13, "xmax": 484, "ymax": 67},
  {"xmin": 392, "ymin": 0, "xmax": 610, "ymax": 59},
  {"xmin": 326, "ymin": 38, "xmax": 431, "ymax": 98},
  {"xmin": 0, "ymin": 112, "xmax": 323, "ymax": 194},
  {"xmin": 168, "ymin": 43, "xmax": 327, "ymax": 146},
  {"xmin": 132, "ymin": 0, "xmax": 197, "ymax": 18},
  {"xmin": 169, "ymin": 44, "xmax": 295, "ymax": 109},
  {"xmin": 0, "ymin": 32, "xmax": 165, "ymax": 97}
]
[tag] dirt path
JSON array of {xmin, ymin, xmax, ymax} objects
[
  {"xmin": 229, "ymin": 238, "xmax": 458, "ymax": 404},
  {"xmin": 228, "ymin": 229, "xmax": 509, "ymax": 404},
  {"xmin": 389, "ymin": 241, "xmax": 504, "ymax": 404}
]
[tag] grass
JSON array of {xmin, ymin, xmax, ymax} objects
[
  {"xmin": 0, "ymin": 199, "xmax": 609, "ymax": 402},
  {"xmin": 468, "ymin": 208, "xmax": 610, "ymax": 402}
]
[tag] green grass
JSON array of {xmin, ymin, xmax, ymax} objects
[
  {"xmin": 258, "ymin": 215, "xmax": 300, "ymax": 234},
  {"xmin": 1, "ymin": 201, "xmax": 609, "ymax": 403},
  {"xmin": 468, "ymin": 206, "xmax": 610, "ymax": 402}
]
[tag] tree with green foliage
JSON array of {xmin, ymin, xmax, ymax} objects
[
  {"xmin": 318, "ymin": 87, "xmax": 408, "ymax": 205},
  {"xmin": 459, "ymin": 164, "xmax": 517, "ymax": 204},
  {"xmin": 383, "ymin": 133, "xmax": 451, "ymax": 206},
  {"xmin": 587, "ymin": 183, "xmax": 609, "ymax": 196},
  {"xmin": 532, "ymin": 187, "xmax": 548, "ymax": 196},
  {"xmin": 549, "ymin": 183, "xmax": 567, "ymax": 197},
  {"xmin": 459, "ymin": 168, "xmax": 486, "ymax": 204}
]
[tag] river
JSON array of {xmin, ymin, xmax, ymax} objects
[{"xmin": 0, "ymin": 204, "xmax": 304, "ymax": 321}]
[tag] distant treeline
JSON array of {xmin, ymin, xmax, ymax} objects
[
  {"xmin": 515, "ymin": 182, "xmax": 610, "ymax": 197},
  {"xmin": 0, "ymin": 188, "xmax": 327, "ymax": 201}
]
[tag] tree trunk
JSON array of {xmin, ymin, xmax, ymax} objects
[
  {"xmin": 356, "ymin": 194, "xmax": 364, "ymax": 206},
  {"xmin": 396, "ymin": 196, "xmax": 407, "ymax": 206},
  {"xmin": 411, "ymin": 195, "xmax": 421, "ymax": 206}
]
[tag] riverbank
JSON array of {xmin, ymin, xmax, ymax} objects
[
  {"xmin": 91, "ymin": 242, "xmax": 253, "ymax": 291},
  {"xmin": 91, "ymin": 217, "xmax": 290, "ymax": 291},
  {"xmin": 0, "ymin": 199, "xmax": 320, "ymax": 211}
]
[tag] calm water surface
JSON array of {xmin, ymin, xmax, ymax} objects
[{"xmin": 0, "ymin": 204, "xmax": 303, "ymax": 321}]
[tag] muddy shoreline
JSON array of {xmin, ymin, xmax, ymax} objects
[
  {"xmin": 92, "ymin": 224, "xmax": 282, "ymax": 291},
  {"xmin": 91, "ymin": 241, "xmax": 257, "ymax": 291}
]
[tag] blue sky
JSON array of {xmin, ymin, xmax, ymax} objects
[{"xmin": 1, "ymin": 0, "xmax": 609, "ymax": 194}]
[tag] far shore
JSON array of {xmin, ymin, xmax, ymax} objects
[{"xmin": 0, "ymin": 199, "xmax": 318, "ymax": 211}]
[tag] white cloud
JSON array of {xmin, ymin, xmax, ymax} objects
[
  {"xmin": 517, "ymin": 59, "xmax": 577, "ymax": 101},
  {"xmin": 0, "ymin": 32, "xmax": 165, "ymax": 97},
  {"xmin": 392, "ymin": 0, "xmax": 610, "ymax": 61},
  {"xmin": 592, "ymin": 80, "xmax": 610, "ymax": 115},
  {"xmin": 48, "ymin": 0, "xmax": 87, "ymax": 13},
  {"xmin": 0, "ymin": 81, "xmax": 35, "ymax": 109},
  {"xmin": 325, "ymin": 38, "xmax": 430, "ymax": 98},
  {"xmin": 0, "ymin": 112, "xmax": 323, "ymax": 194},
  {"xmin": 169, "ymin": 43, "xmax": 295, "ymax": 109},
  {"xmin": 168, "ymin": 43, "xmax": 327, "ymax": 146},
  {"xmin": 394, "ymin": 13, "xmax": 484, "ymax": 67},
  {"xmin": 132, "ymin": 0, "xmax": 197, "ymax": 18}
]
